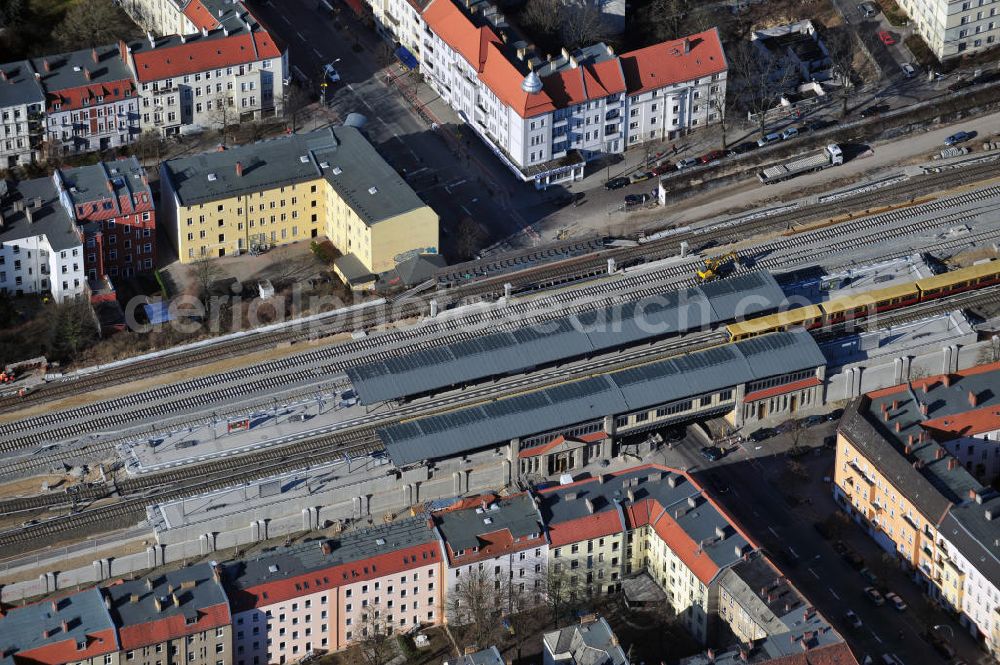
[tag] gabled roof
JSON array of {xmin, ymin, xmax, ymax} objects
[
  {"xmin": 433, "ymin": 493, "xmax": 545, "ymax": 564},
  {"xmin": 126, "ymin": 26, "xmax": 282, "ymax": 82},
  {"xmin": 422, "ymin": 0, "xmax": 498, "ymax": 72},
  {"xmin": 0, "ymin": 588, "xmax": 118, "ymax": 665},
  {"xmin": 620, "ymin": 28, "xmax": 727, "ymax": 95},
  {"xmin": 30, "ymin": 45, "xmax": 135, "ymax": 113},
  {"xmin": 0, "ymin": 60, "xmax": 45, "ymax": 108}
]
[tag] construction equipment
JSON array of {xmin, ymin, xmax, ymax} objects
[{"xmin": 697, "ymin": 252, "xmax": 739, "ymax": 282}]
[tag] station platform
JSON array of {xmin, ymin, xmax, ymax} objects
[{"xmin": 820, "ymin": 310, "xmax": 977, "ymax": 367}]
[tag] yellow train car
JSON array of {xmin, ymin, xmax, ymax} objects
[
  {"xmin": 821, "ymin": 281, "xmax": 921, "ymax": 323},
  {"xmin": 726, "ymin": 304, "xmax": 824, "ymax": 340},
  {"xmin": 916, "ymin": 260, "xmax": 1000, "ymax": 299}
]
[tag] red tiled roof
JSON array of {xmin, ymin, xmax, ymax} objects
[
  {"xmin": 235, "ymin": 542, "xmax": 441, "ymax": 611},
  {"xmin": 423, "ymin": 0, "xmax": 498, "ymax": 72},
  {"xmin": 744, "ymin": 377, "xmax": 822, "ymax": 403},
  {"xmin": 766, "ymin": 642, "xmax": 860, "ymax": 665},
  {"xmin": 619, "ymin": 28, "xmax": 727, "ymax": 95},
  {"xmin": 118, "ymin": 602, "xmax": 230, "ymax": 650},
  {"xmin": 20, "ymin": 629, "xmax": 118, "ymax": 664},
  {"xmin": 547, "ymin": 510, "xmax": 623, "ymax": 547},
  {"xmin": 183, "ymin": 0, "xmax": 221, "ymax": 31},
  {"xmin": 518, "ymin": 431, "xmax": 606, "ymax": 458},
  {"xmin": 650, "ymin": 511, "xmax": 720, "ymax": 585},
  {"xmin": 131, "ymin": 31, "xmax": 282, "ymax": 82},
  {"xmin": 479, "ymin": 42, "xmax": 556, "ymax": 117},
  {"xmin": 923, "ymin": 404, "xmax": 1000, "ymax": 439},
  {"xmin": 543, "ymin": 59, "xmax": 625, "ymax": 107},
  {"xmin": 47, "ymin": 79, "xmax": 136, "ymax": 113},
  {"xmin": 868, "ymin": 360, "xmax": 1000, "ymax": 399}
]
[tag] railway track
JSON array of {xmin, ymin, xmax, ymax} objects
[
  {"xmin": 1, "ymin": 163, "xmax": 997, "ymax": 416},
  {"xmin": 2, "ymin": 185, "xmax": 999, "ymax": 455}
]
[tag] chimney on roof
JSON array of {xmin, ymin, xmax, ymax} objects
[
  {"xmin": 739, "ymin": 647, "xmax": 749, "ymax": 662},
  {"xmin": 706, "ymin": 648, "xmax": 715, "ymax": 662},
  {"xmin": 43, "ymin": 59, "xmax": 51, "ymax": 72},
  {"xmin": 883, "ymin": 410, "xmax": 890, "ymax": 422},
  {"xmin": 145, "ymin": 578, "xmax": 153, "ymax": 591},
  {"xmin": 51, "ymin": 600, "xmax": 58, "ymax": 612},
  {"xmin": 153, "ymin": 596, "xmax": 164, "ymax": 612},
  {"xmin": 167, "ymin": 584, "xmax": 174, "ymax": 595},
  {"xmin": 895, "ymin": 421, "xmax": 902, "ymax": 432},
  {"xmin": 715, "ymin": 525, "xmax": 726, "ymax": 539},
  {"xmin": 561, "ymin": 47, "xmax": 569, "ymax": 61},
  {"xmin": 935, "ymin": 448, "xmax": 945, "ymax": 460},
  {"xmin": 687, "ymin": 496, "xmax": 697, "ymax": 508},
  {"xmin": 968, "ymin": 390, "xmax": 978, "ymax": 407},
  {"xmin": 171, "ymin": 592, "xmax": 180, "ymax": 608},
  {"xmin": 25, "ymin": 207, "xmax": 34, "ymax": 224},
  {"xmin": 667, "ymin": 475, "xmax": 679, "ymax": 488},
  {"xmin": 147, "ymin": 31, "xmax": 155, "ymax": 49},
  {"xmin": 892, "ymin": 400, "xmax": 899, "ymax": 410},
  {"xmin": 943, "ymin": 374, "xmax": 952, "ymax": 388},
  {"xmin": 130, "ymin": 593, "xmax": 140, "ymax": 604},
  {"xmin": 236, "ymin": 161, "xmax": 243, "ymax": 177},
  {"xmin": 606, "ymin": 44, "xmax": 614, "ymax": 56},
  {"xmin": 218, "ymin": 8, "xmax": 223, "ymax": 16},
  {"xmin": 585, "ymin": 498, "xmax": 595, "ymax": 514},
  {"xmin": 569, "ymin": 55, "xmax": 578, "ymax": 68},
  {"xmin": 202, "ymin": 27, "xmax": 209, "ymax": 37},
  {"xmin": 948, "ymin": 458, "xmax": 958, "ymax": 471},
  {"xmin": 92, "ymin": 47, "xmax": 99, "ymax": 63},
  {"xmin": 0, "ymin": 69, "xmax": 6, "ymax": 81},
  {"xmin": 181, "ymin": 580, "xmax": 196, "ymax": 590},
  {"xmin": 61, "ymin": 621, "xmax": 69, "ymax": 633},
  {"xmin": 922, "ymin": 382, "xmax": 929, "ymax": 393},
  {"xmin": 180, "ymin": 34, "xmax": 186, "ymax": 43},
  {"xmin": 321, "ymin": 541, "xmax": 332, "ymax": 555},
  {"xmin": 683, "ymin": 37, "xmax": 691, "ymax": 53},
  {"xmin": 42, "ymin": 628, "xmax": 53, "ymax": 639},
  {"xmin": 920, "ymin": 403, "xmax": 929, "ymax": 416}
]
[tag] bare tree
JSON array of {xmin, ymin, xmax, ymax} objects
[
  {"xmin": 543, "ymin": 566, "xmax": 587, "ymax": 627},
  {"xmin": 642, "ymin": 0, "xmax": 688, "ymax": 42},
  {"xmin": 824, "ymin": 28, "xmax": 857, "ymax": 118},
  {"xmin": 52, "ymin": 0, "xmax": 139, "ymax": 50},
  {"xmin": 206, "ymin": 90, "xmax": 235, "ymax": 146},
  {"xmin": 284, "ymin": 84, "xmax": 312, "ymax": 133},
  {"xmin": 357, "ymin": 603, "xmax": 395, "ymax": 665},
  {"xmin": 520, "ymin": 0, "xmax": 562, "ymax": 38},
  {"xmin": 708, "ymin": 92, "xmax": 735, "ymax": 150},
  {"xmin": 726, "ymin": 41, "xmax": 798, "ymax": 139},
  {"xmin": 448, "ymin": 566, "xmax": 502, "ymax": 649},
  {"xmin": 559, "ymin": 2, "xmax": 612, "ymax": 50},
  {"xmin": 190, "ymin": 259, "xmax": 224, "ymax": 305},
  {"xmin": 455, "ymin": 216, "xmax": 488, "ymax": 261}
]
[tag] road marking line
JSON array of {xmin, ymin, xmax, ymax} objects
[
  {"xmin": 282, "ymin": 15, "xmax": 291, "ymax": 23},
  {"xmin": 313, "ymin": 49, "xmax": 323, "ymax": 58},
  {"xmin": 788, "ymin": 547, "xmax": 799, "ymax": 558},
  {"xmin": 297, "ymin": 32, "xmax": 306, "ymax": 41},
  {"xmin": 809, "ymin": 568, "xmax": 819, "ymax": 579},
  {"xmin": 871, "ymin": 631, "xmax": 882, "ymax": 644},
  {"xmin": 829, "ymin": 588, "xmax": 840, "ymax": 600},
  {"xmin": 768, "ymin": 526, "xmax": 780, "ymax": 537}
]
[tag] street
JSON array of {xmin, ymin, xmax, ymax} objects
[{"xmin": 649, "ymin": 421, "xmax": 987, "ymax": 665}]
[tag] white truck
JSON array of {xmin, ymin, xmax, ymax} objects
[{"xmin": 758, "ymin": 144, "xmax": 843, "ymax": 184}]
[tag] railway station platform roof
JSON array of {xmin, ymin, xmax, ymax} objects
[
  {"xmin": 378, "ymin": 330, "xmax": 825, "ymax": 466},
  {"xmin": 349, "ymin": 271, "xmax": 786, "ymax": 404}
]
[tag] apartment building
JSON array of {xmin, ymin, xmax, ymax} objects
[
  {"xmin": 119, "ymin": 7, "xmax": 286, "ymax": 138},
  {"xmin": 433, "ymin": 493, "xmax": 548, "ymax": 621},
  {"xmin": 537, "ymin": 465, "xmax": 755, "ymax": 644},
  {"xmin": 159, "ymin": 126, "xmax": 438, "ymax": 274},
  {"xmin": 0, "ymin": 588, "xmax": 120, "ymax": 665},
  {"xmin": 103, "ymin": 563, "xmax": 233, "ymax": 665},
  {"xmin": 0, "ymin": 60, "xmax": 45, "ymax": 168},
  {"xmin": 894, "ymin": 0, "xmax": 999, "ymax": 60},
  {"xmin": 542, "ymin": 615, "xmax": 627, "ymax": 665},
  {"xmin": 0, "ymin": 177, "xmax": 86, "ymax": 301},
  {"xmin": 55, "ymin": 157, "xmax": 156, "ymax": 279},
  {"xmin": 32, "ymin": 46, "xmax": 140, "ymax": 157},
  {"xmin": 834, "ymin": 362, "xmax": 1000, "ymax": 656},
  {"xmin": 417, "ymin": 0, "xmax": 727, "ymax": 187},
  {"xmin": 119, "ymin": 0, "xmax": 222, "ymax": 37},
  {"xmin": 225, "ymin": 517, "xmax": 443, "ymax": 665},
  {"xmin": 368, "ymin": 0, "xmax": 427, "ymax": 67}
]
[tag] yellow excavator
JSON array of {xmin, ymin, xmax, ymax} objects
[{"xmin": 697, "ymin": 252, "xmax": 739, "ymax": 282}]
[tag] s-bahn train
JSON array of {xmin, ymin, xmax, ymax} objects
[{"xmin": 726, "ymin": 260, "xmax": 1000, "ymax": 341}]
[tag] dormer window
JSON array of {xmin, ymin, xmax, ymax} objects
[{"xmin": 54, "ymin": 103, "xmax": 61, "ymax": 110}]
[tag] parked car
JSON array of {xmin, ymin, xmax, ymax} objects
[
  {"xmin": 944, "ymin": 130, "xmax": 971, "ymax": 146},
  {"xmin": 900, "ymin": 62, "xmax": 916, "ymax": 78},
  {"xmin": 630, "ymin": 171, "xmax": 653, "ymax": 183},
  {"xmin": 885, "ymin": 591, "xmax": 907, "ymax": 611},
  {"xmin": 651, "ymin": 162, "xmax": 673, "ymax": 175},
  {"xmin": 676, "ymin": 157, "xmax": 700, "ymax": 170},
  {"xmin": 323, "ymin": 63, "xmax": 341, "ymax": 83},
  {"xmin": 844, "ymin": 610, "xmax": 863, "ymax": 629},
  {"xmin": 605, "ymin": 176, "xmax": 630, "ymax": 190},
  {"xmin": 858, "ymin": 1, "xmax": 879, "ymax": 17},
  {"xmin": 728, "ymin": 141, "xmax": 757, "ymax": 155},
  {"xmin": 860, "ymin": 567, "xmax": 880, "ymax": 585},
  {"xmin": 806, "ymin": 119, "xmax": 835, "ymax": 131},
  {"xmin": 803, "ymin": 414, "xmax": 825, "ymax": 427},
  {"xmin": 625, "ymin": 193, "xmax": 652, "ymax": 206},
  {"xmin": 757, "ymin": 132, "xmax": 782, "ymax": 147},
  {"xmin": 339, "ymin": 389, "xmax": 358, "ymax": 407},
  {"xmin": 878, "ymin": 31, "xmax": 895, "ymax": 45},
  {"xmin": 864, "ymin": 586, "xmax": 886, "ymax": 606},
  {"xmin": 700, "ymin": 446, "xmax": 724, "ymax": 462},
  {"xmin": 860, "ymin": 104, "xmax": 889, "ymax": 118},
  {"xmin": 781, "ymin": 126, "xmax": 799, "ymax": 140},
  {"xmin": 750, "ymin": 427, "xmax": 777, "ymax": 442},
  {"xmin": 699, "ymin": 149, "xmax": 725, "ymax": 164}
]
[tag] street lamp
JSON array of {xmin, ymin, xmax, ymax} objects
[{"xmin": 933, "ymin": 625, "xmax": 955, "ymax": 638}]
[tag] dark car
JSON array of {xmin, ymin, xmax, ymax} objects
[
  {"xmin": 844, "ymin": 610, "xmax": 863, "ymax": 629},
  {"xmin": 605, "ymin": 176, "xmax": 630, "ymax": 190},
  {"xmin": 826, "ymin": 408, "xmax": 845, "ymax": 422},
  {"xmin": 664, "ymin": 427, "xmax": 686, "ymax": 443},
  {"xmin": 728, "ymin": 141, "xmax": 757, "ymax": 155},
  {"xmin": 863, "ymin": 586, "xmax": 885, "ymax": 606},
  {"xmin": 700, "ymin": 446, "xmax": 724, "ymax": 462},
  {"xmin": 944, "ymin": 130, "xmax": 972, "ymax": 146},
  {"xmin": 651, "ymin": 162, "xmax": 673, "ymax": 175},
  {"xmin": 804, "ymin": 414, "xmax": 825, "ymax": 427},
  {"xmin": 750, "ymin": 427, "xmax": 777, "ymax": 442},
  {"xmin": 806, "ymin": 119, "xmax": 835, "ymax": 131},
  {"xmin": 625, "ymin": 193, "xmax": 651, "ymax": 206},
  {"xmin": 860, "ymin": 104, "xmax": 889, "ymax": 118},
  {"xmin": 699, "ymin": 149, "xmax": 725, "ymax": 164}
]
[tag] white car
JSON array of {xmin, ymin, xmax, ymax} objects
[
  {"xmin": 900, "ymin": 63, "xmax": 916, "ymax": 78},
  {"xmin": 323, "ymin": 63, "xmax": 341, "ymax": 83},
  {"xmin": 675, "ymin": 157, "xmax": 699, "ymax": 170},
  {"xmin": 885, "ymin": 591, "xmax": 907, "ymax": 611}
]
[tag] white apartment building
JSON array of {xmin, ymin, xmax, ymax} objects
[
  {"xmin": 433, "ymin": 494, "xmax": 548, "ymax": 622},
  {"xmin": 0, "ymin": 177, "xmax": 86, "ymax": 301},
  {"xmin": 119, "ymin": 0, "xmax": 231, "ymax": 37},
  {"xmin": 33, "ymin": 46, "xmax": 141, "ymax": 156},
  {"xmin": 0, "ymin": 60, "xmax": 45, "ymax": 168},
  {"xmin": 369, "ymin": 0, "xmax": 427, "ymax": 67},
  {"xmin": 895, "ymin": 0, "xmax": 999, "ymax": 60},
  {"xmin": 120, "ymin": 15, "xmax": 287, "ymax": 137},
  {"xmin": 417, "ymin": 0, "xmax": 727, "ymax": 187}
]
